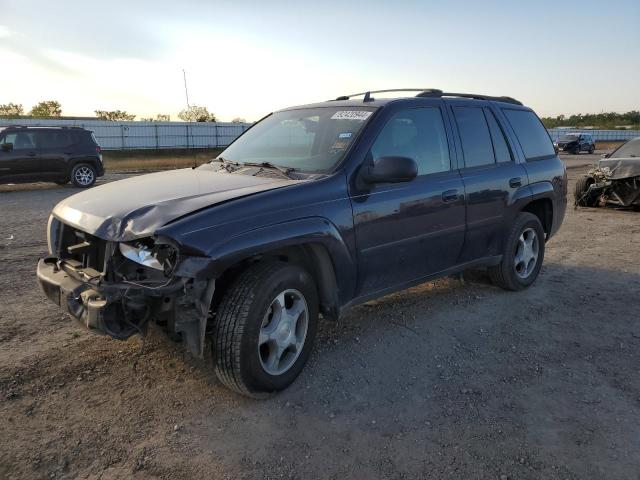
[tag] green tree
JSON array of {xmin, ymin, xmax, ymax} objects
[
  {"xmin": 94, "ymin": 110, "xmax": 136, "ymax": 121},
  {"xmin": 30, "ymin": 100, "xmax": 62, "ymax": 117},
  {"xmin": 541, "ymin": 111, "xmax": 640, "ymax": 130},
  {"xmin": 178, "ymin": 105, "xmax": 216, "ymax": 122},
  {"xmin": 0, "ymin": 103, "xmax": 24, "ymax": 117}
]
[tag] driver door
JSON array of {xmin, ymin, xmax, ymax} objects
[{"xmin": 350, "ymin": 104, "xmax": 466, "ymax": 297}]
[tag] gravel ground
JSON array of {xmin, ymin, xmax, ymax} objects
[{"xmin": 1, "ymin": 153, "xmax": 639, "ymax": 480}]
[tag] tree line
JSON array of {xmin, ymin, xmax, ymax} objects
[
  {"xmin": 540, "ymin": 111, "xmax": 640, "ymax": 130},
  {"xmin": 0, "ymin": 101, "xmax": 246, "ymax": 123}
]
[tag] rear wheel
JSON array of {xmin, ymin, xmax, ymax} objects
[
  {"xmin": 489, "ymin": 212, "xmax": 545, "ymax": 291},
  {"xmin": 71, "ymin": 163, "xmax": 97, "ymax": 188},
  {"xmin": 213, "ymin": 262, "xmax": 319, "ymax": 397}
]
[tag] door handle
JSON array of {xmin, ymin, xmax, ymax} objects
[
  {"xmin": 509, "ymin": 177, "xmax": 522, "ymax": 188},
  {"xmin": 442, "ymin": 189, "xmax": 459, "ymax": 202}
]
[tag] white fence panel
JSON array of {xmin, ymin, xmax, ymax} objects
[
  {"xmin": 2, "ymin": 119, "xmax": 638, "ymax": 150},
  {"xmin": 0, "ymin": 119, "xmax": 251, "ymax": 150}
]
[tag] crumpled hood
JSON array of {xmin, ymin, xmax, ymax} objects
[
  {"xmin": 52, "ymin": 165, "xmax": 301, "ymax": 241},
  {"xmin": 598, "ymin": 157, "xmax": 640, "ymax": 180}
]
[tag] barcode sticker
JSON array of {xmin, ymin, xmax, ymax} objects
[{"xmin": 331, "ymin": 111, "xmax": 373, "ymax": 121}]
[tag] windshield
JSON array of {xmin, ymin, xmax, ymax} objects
[
  {"xmin": 610, "ymin": 138, "xmax": 640, "ymax": 158},
  {"xmin": 219, "ymin": 107, "xmax": 375, "ymax": 173},
  {"xmin": 559, "ymin": 134, "xmax": 579, "ymax": 141}
]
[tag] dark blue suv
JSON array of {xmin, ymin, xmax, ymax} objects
[{"xmin": 37, "ymin": 89, "xmax": 567, "ymax": 396}]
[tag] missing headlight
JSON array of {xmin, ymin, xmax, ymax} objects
[{"xmin": 119, "ymin": 240, "xmax": 177, "ymax": 275}]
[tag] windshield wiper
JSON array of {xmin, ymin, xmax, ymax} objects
[{"xmin": 242, "ymin": 161, "xmax": 296, "ymax": 179}]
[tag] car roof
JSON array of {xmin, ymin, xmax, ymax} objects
[{"xmin": 278, "ymin": 89, "xmax": 529, "ymax": 113}]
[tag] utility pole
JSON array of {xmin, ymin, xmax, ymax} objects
[{"xmin": 183, "ymin": 69, "xmax": 190, "ymax": 108}]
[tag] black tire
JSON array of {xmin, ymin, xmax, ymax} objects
[
  {"xmin": 573, "ymin": 145, "xmax": 580, "ymax": 155},
  {"xmin": 574, "ymin": 175, "xmax": 596, "ymax": 206},
  {"xmin": 588, "ymin": 145, "xmax": 595, "ymax": 154},
  {"xmin": 70, "ymin": 163, "xmax": 97, "ymax": 188},
  {"xmin": 488, "ymin": 212, "xmax": 545, "ymax": 291},
  {"xmin": 213, "ymin": 261, "xmax": 319, "ymax": 397}
]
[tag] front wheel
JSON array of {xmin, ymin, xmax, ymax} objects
[
  {"xmin": 213, "ymin": 262, "xmax": 319, "ymax": 397},
  {"xmin": 588, "ymin": 145, "xmax": 595, "ymax": 154},
  {"xmin": 71, "ymin": 163, "xmax": 97, "ymax": 188},
  {"xmin": 489, "ymin": 212, "xmax": 545, "ymax": 291}
]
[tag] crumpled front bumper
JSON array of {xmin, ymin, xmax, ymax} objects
[
  {"xmin": 37, "ymin": 257, "xmax": 112, "ymax": 334},
  {"xmin": 37, "ymin": 256, "xmax": 215, "ymax": 357}
]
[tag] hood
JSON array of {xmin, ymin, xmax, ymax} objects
[
  {"xmin": 598, "ymin": 157, "xmax": 640, "ymax": 180},
  {"xmin": 52, "ymin": 165, "xmax": 302, "ymax": 241}
]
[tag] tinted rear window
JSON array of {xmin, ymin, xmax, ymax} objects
[
  {"xmin": 484, "ymin": 108, "xmax": 513, "ymax": 163},
  {"xmin": 453, "ymin": 106, "xmax": 495, "ymax": 167},
  {"xmin": 503, "ymin": 109, "xmax": 555, "ymax": 160}
]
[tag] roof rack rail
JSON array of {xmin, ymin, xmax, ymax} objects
[
  {"xmin": 418, "ymin": 90, "xmax": 523, "ymax": 105},
  {"xmin": 2, "ymin": 125, "xmax": 84, "ymax": 129},
  {"xmin": 333, "ymin": 88, "xmax": 441, "ymax": 102},
  {"xmin": 333, "ymin": 88, "xmax": 522, "ymax": 105}
]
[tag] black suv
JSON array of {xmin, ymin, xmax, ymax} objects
[
  {"xmin": 37, "ymin": 89, "xmax": 567, "ymax": 397},
  {"xmin": 0, "ymin": 126, "xmax": 104, "ymax": 187},
  {"xmin": 553, "ymin": 132, "xmax": 595, "ymax": 154}
]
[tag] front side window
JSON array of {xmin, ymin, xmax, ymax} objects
[
  {"xmin": 220, "ymin": 107, "xmax": 375, "ymax": 173},
  {"xmin": 453, "ymin": 106, "xmax": 495, "ymax": 167},
  {"xmin": 503, "ymin": 109, "xmax": 555, "ymax": 160},
  {"xmin": 370, "ymin": 107, "xmax": 450, "ymax": 175},
  {"xmin": 2, "ymin": 132, "xmax": 36, "ymax": 150}
]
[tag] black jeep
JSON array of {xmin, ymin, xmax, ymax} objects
[
  {"xmin": 0, "ymin": 126, "xmax": 104, "ymax": 187},
  {"xmin": 37, "ymin": 89, "xmax": 567, "ymax": 397},
  {"xmin": 553, "ymin": 132, "xmax": 595, "ymax": 154}
]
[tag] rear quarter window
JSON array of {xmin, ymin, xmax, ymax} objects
[{"xmin": 503, "ymin": 109, "xmax": 555, "ymax": 161}]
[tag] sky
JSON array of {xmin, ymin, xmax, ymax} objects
[{"xmin": 0, "ymin": 0, "xmax": 638, "ymax": 121}]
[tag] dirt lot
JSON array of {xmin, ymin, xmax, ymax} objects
[{"xmin": 1, "ymin": 153, "xmax": 639, "ymax": 480}]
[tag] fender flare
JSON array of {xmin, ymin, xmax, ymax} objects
[{"xmin": 175, "ymin": 216, "xmax": 357, "ymax": 312}]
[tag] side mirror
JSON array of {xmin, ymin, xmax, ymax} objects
[
  {"xmin": 363, "ymin": 156, "xmax": 418, "ymax": 184},
  {"xmin": 1, "ymin": 143, "xmax": 13, "ymax": 152}
]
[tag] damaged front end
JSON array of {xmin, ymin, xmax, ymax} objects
[
  {"xmin": 575, "ymin": 163, "xmax": 640, "ymax": 209},
  {"xmin": 37, "ymin": 216, "xmax": 216, "ymax": 357}
]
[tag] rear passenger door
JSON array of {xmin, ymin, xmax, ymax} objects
[
  {"xmin": 449, "ymin": 102, "xmax": 528, "ymax": 262},
  {"xmin": 37, "ymin": 130, "xmax": 74, "ymax": 179}
]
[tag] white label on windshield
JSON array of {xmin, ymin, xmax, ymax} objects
[{"xmin": 331, "ymin": 111, "xmax": 372, "ymax": 121}]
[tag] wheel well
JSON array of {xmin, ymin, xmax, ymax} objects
[
  {"xmin": 69, "ymin": 158, "xmax": 100, "ymax": 173},
  {"xmin": 210, "ymin": 243, "xmax": 339, "ymax": 321},
  {"xmin": 522, "ymin": 198, "xmax": 553, "ymax": 236}
]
